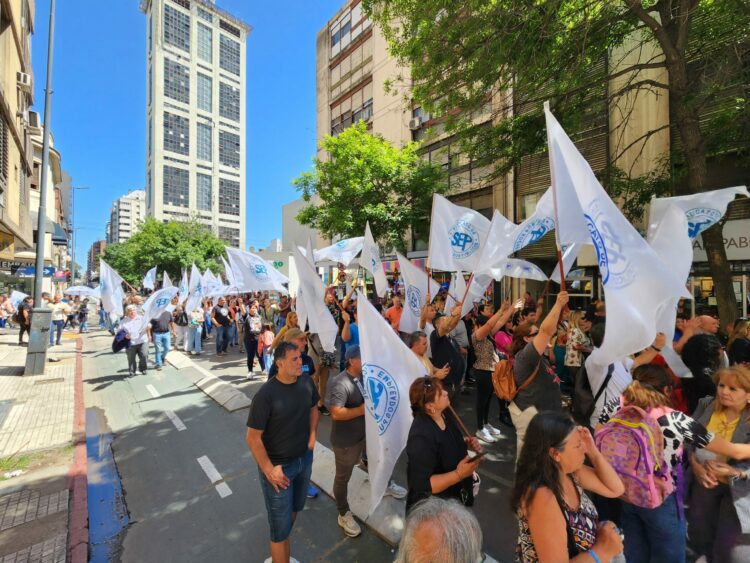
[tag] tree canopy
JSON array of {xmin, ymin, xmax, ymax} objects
[
  {"xmin": 101, "ymin": 218, "xmax": 226, "ymax": 285},
  {"xmin": 293, "ymin": 121, "xmax": 448, "ymax": 251}
]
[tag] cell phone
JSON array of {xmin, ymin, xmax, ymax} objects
[{"xmin": 469, "ymin": 451, "xmax": 487, "ymax": 461}]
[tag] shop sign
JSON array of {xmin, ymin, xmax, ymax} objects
[
  {"xmin": 693, "ymin": 220, "xmax": 750, "ymax": 262},
  {"xmin": 10, "ymin": 265, "xmax": 55, "ymax": 277}
]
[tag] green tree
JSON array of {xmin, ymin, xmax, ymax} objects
[
  {"xmin": 102, "ymin": 218, "xmax": 226, "ymax": 286},
  {"xmin": 293, "ymin": 121, "xmax": 447, "ymax": 252},
  {"xmin": 364, "ymin": 0, "xmax": 750, "ymax": 324}
]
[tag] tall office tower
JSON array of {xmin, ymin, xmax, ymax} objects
[
  {"xmin": 107, "ymin": 190, "xmax": 146, "ymax": 244},
  {"xmin": 141, "ymin": 0, "xmax": 250, "ymax": 249}
]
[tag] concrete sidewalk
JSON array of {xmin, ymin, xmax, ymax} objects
[{"xmin": 0, "ymin": 326, "xmax": 89, "ymax": 563}]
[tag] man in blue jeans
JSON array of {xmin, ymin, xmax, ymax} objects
[
  {"xmin": 147, "ymin": 310, "xmax": 175, "ymax": 371},
  {"xmin": 210, "ymin": 297, "xmax": 231, "ymax": 356},
  {"xmin": 246, "ymin": 342, "xmax": 320, "ymax": 563}
]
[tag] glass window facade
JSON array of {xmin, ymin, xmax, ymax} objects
[
  {"xmin": 197, "ymin": 74, "xmax": 212, "ymax": 112},
  {"xmin": 163, "ymin": 165, "xmax": 189, "ymax": 207},
  {"xmin": 219, "ymin": 35, "xmax": 241, "ymax": 76},
  {"xmin": 219, "ymin": 131, "xmax": 240, "ymax": 168},
  {"xmin": 196, "ymin": 6, "xmax": 212, "ymax": 22},
  {"xmin": 163, "ymin": 4, "xmax": 190, "ymax": 52},
  {"xmin": 197, "ymin": 23, "xmax": 212, "ymax": 63},
  {"xmin": 196, "ymin": 173, "xmax": 212, "ymax": 211},
  {"xmin": 163, "ymin": 112, "xmax": 189, "ymax": 156},
  {"xmin": 219, "ymin": 82, "xmax": 240, "ymax": 121},
  {"xmin": 164, "ymin": 58, "xmax": 190, "ymax": 103},
  {"xmin": 218, "ymin": 226, "xmax": 240, "ymax": 248},
  {"xmin": 196, "ymin": 122, "xmax": 212, "ymax": 161},
  {"xmin": 219, "ymin": 178, "xmax": 240, "ymax": 215}
]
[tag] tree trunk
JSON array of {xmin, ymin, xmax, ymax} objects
[{"xmin": 702, "ymin": 224, "xmax": 737, "ymax": 326}]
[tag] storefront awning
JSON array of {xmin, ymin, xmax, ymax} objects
[{"xmin": 29, "ymin": 211, "xmax": 69, "ymax": 245}]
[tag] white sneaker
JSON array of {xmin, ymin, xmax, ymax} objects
[
  {"xmin": 484, "ymin": 423, "xmax": 503, "ymax": 438},
  {"xmin": 476, "ymin": 428, "xmax": 497, "ymax": 443},
  {"xmin": 247, "ymin": 372, "xmax": 256, "ymax": 380},
  {"xmin": 384, "ymin": 481, "xmax": 407, "ymax": 499},
  {"xmin": 337, "ymin": 511, "xmax": 362, "ymax": 537}
]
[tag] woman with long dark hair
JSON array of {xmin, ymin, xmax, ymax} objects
[
  {"xmin": 681, "ymin": 333, "xmax": 723, "ymax": 413},
  {"xmin": 511, "ymin": 411, "xmax": 625, "ymax": 562}
]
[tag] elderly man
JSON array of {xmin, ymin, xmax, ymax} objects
[
  {"xmin": 121, "ymin": 305, "xmax": 149, "ymax": 376},
  {"xmin": 408, "ymin": 331, "xmax": 450, "ymax": 380},
  {"xmin": 210, "ymin": 297, "xmax": 232, "ymax": 356},
  {"xmin": 384, "ymin": 294, "xmax": 404, "ymax": 333}
]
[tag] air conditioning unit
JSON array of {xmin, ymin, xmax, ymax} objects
[
  {"xmin": 16, "ymin": 72, "xmax": 32, "ymax": 92},
  {"xmin": 27, "ymin": 111, "xmax": 41, "ymax": 129},
  {"xmin": 408, "ymin": 116, "xmax": 423, "ymax": 130}
]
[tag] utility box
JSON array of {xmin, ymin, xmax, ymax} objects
[{"xmin": 25, "ymin": 308, "xmax": 52, "ymax": 375}]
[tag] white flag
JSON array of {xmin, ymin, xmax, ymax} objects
[
  {"xmin": 226, "ymin": 247, "xmax": 287, "ymax": 293},
  {"xmin": 137, "ymin": 286, "xmax": 179, "ymax": 337},
  {"xmin": 550, "ymin": 243, "xmax": 582, "ymax": 284},
  {"xmin": 314, "ymin": 237, "xmax": 364, "ymax": 266},
  {"xmin": 221, "ymin": 256, "xmax": 237, "ymax": 287},
  {"xmin": 293, "ymin": 245, "xmax": 338, "ymax": 352},
  {"xmin": 99, "ymin": 260, "xmax": 126, "ymax": 316},
  {"xmin": 142, "ymin": 266, "xmax": 157, "ymax": 290},
  {"xmin": 9, "ymin": 290, "xmax": 29, "ymax": 309},
  {"xmin": 444, "ymin": 270, "xmax": 466, "ymax": 314},
  {"xmin": 184, "ymin": 264, "xmax": 205, "ymax": 314},
  {"xmin": 475, "ymin": 209, "xmax": 517, "ymax": 273},
  {"xmin": 361, "ymin": 222, "xmax": 388, "ymax": 297},
  {"xmin": 162, "ymin": 271, "xmax": 172, "ymax": 288},
  {"xmin": 490, "ymin": 258, "xmax": 549, "ymax": 283},
  {"xmin": 357, "ymin": 292, "xmax": 425, "ymax": 513},
  {"xmin": 544, "ymin": 103, "xmax": 688, "ymax": 381},
  {"xmin": 397, "ymin": 252, "xmax": 440, "ymax": 334},
  {"xmin": 178, "ymin": 269, "xmax": 189, "ymax": 304},
  {"xmin": 428, "ymin": 194, "xmax": 491, "ymax": 272},
  {"xmin": 648, "ymin": 185, "xmax": 749, "ymax": 240}
]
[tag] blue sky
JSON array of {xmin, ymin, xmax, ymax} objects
[{"xmin": 30, "ymin": 0, "xmax": 345, "ymax": 267}]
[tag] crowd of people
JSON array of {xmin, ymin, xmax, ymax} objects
[{"xmin": 4, "ymin": 276, "xmax": 750, "ymax": 563}]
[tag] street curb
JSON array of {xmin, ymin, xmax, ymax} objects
[{"xmin": 68, "ymin": 338, "xmax": 88, "ymax": 563}]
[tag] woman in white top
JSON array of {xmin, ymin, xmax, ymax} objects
[{"xmin": 121, "ymin": 305, "xmax": 149, "ymax": 376}]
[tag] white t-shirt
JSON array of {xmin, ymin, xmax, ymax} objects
[
  {"xmin": 121, "ymin": 315, "xmax": 148, "ymax": 345},
  {"xmin": 588, "ymin": 357, "xmax": 633, "ymax": 429},
  {"xmin": 424, "ymin": 322, "xmax": 434, "ymax": 359}
]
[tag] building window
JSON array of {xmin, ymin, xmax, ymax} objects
[
  {"xmin": 196, "ymin": 122, "xmax": 212, "ymax": 161},
  {"xmin": 219, "ymin": 178, "xmax": 240, "ymax": 215},
  {"xmin": 197, "ymin": 74, "xmax": 212, "ymax": 112},
  {"xmin": 163, "ymin": 4, "xmax": 190, "ymax": 52},
  {"xmin": 219, "ymin": 82, "xmax": 240, "ymax": 122},
  {"xmin": 219, "ymin": 35, "xmax": 241, "ymax": 76},
  {"xmin": 171, "ymin": 0, "xmax": 190, "ymax": 9},
  {"xmin": 148, "ymin": 120, "xmax": 152, "ymax": 158},
  {"xmin": 197, "ymin": 6, "xmax": 212, "ymax": 22},
  {"xmin": 196, "ymin": 173, "xmax": 212, "ymax": 211},
  {"xmin": 163, "ymin": 112, "xmax": 189, "ymax": 156},
  {"xmin": 197, "ymin": 23, "xmax": 212, "ymax": 63},
  {"xmin": 164, "ymin": 58, "xmax": 190, "ymax": 103},
  {"xmin": 163, "ymin": 165, "xmax": 189, "ymax": 208},
  {"xmin": 218, "ymin": 226, "xmax": 239, "ymax": 247},
  {"xmin": 219, "ymin": 131, "xmax": 240, "ymax": 168}
]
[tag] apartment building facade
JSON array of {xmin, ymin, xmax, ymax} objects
[
  {"xmin": 141, "ymin": 0, "xmax": 250, "ymax": 249},
  {"xmin": 87, "ymin": 239, "xmax": 106, "ymax": 281},
  {"xmin": 0, "ymin": 0, "xmax": 35, "ymax": 263},
  {"xmin": 107, "ymin": 189, "xmax": 146, "ymax": 244}
]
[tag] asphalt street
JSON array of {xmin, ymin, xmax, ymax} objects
[{"xmin": 82, "ymin": 330, "xmax": 396, "ymax": 563}]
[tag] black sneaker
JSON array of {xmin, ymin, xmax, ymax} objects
[{"xmin": 318, "ymin": 405, "xmax": 331, "ymax": 416}]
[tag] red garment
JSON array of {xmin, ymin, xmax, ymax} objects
[{"xmin": 651, "ymin": 354, "xmax": 689, "ymax": 414}]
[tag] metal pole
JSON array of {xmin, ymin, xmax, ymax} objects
[
  {"xmin": 70, "ymin": 187, "xmax": 75, "ymax": 284},
  {"xmin": 33, "ymin": 0, "xmax": 56, "ymax": 302}
]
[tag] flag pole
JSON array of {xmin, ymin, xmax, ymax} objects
[
  {"xmin": 545, "ymin": 101, "xmax": 567, "ymax": 292},
  {"xmin": 459, "ymin": 273, "xmax": 475, "ymax": 305},
  {"xmin": 447, "ymin": 405, "xmax": 472, "ymax": 439}
]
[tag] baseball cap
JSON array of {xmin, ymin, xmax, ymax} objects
[{"xmin": 344, "ymin": 345, "xmax": 361, "ymax": 361}]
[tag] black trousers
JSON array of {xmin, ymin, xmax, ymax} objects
[
  {"xmin": 18, "ymin": 324, "xmax": 30, "ymax": 344},
  {"xmin": 244, "ymin": 334, "xmax": 259, "ymax": 372},
  {"xmin": 474, "ymin": 368, "xmax": 494, "ymax": 429}
]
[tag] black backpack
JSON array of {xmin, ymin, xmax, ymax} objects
[{"xmin": 571, "ymin": 362, "xmax": 614, "ymax": 428}]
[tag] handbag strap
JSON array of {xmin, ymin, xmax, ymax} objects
[
  {"xmin": 592, "ymin": 363, "xmax": 615, "ymax": 405},
  {"xmin": 515, "ymin": 359, "xmax": 542, "ymax": 397}
]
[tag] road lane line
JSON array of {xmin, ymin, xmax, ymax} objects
[
  {"xmin": 196, "ymin": 455, "xmax": 223, "ymax": 484},
  {"xmin": 145, "ymin": 384, "xmax": 160, "ymax": 398},
  {"xmin": 165, "ymin": 410, "xmax": 186, "ymax": 431},
  {"xmin": 215, "ymin": 482, "xmax": 232, "ymax": 498}
]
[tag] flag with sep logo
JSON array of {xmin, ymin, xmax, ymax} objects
[
  {"xmin": 142, "ymin": 266, "xmax": 157, "ymax": 290},
  {"xmin": 357, "ymin": 292, "xmax": 425, "ymax": 513},
  {"xmin": 136, "ymin": 286, "xmax": 179, "ymax": 337},
  {"xmin": 361, "ymin": 222, "xmax": 388, "ymax": 297},
  {"xmin": 313, "ymin": 237, "xmax": 364, "ymax": 266},
  {"xmin": 178, "ymin": 269, "xmax": 189, "ymax": 304},
  {"xmin": 396, "ymin": 252, "xmax": 441, "ymax": 333},
  {"xmin": 184, "ymin": 264, "xmax": 204, "ymax": 314},
  {"xmin": 226, "ymin": 247, "xmax": 287, "ymax": 293},
  {"xmin": 428, "ymin": 194, "xmax": 491, "ymax": 272}
]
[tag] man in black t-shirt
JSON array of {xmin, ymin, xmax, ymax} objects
[
  {"xmin": 16, "ymin": 297, "xmax": 33, "ymax": 345},
  {"xmin": 430, "ymin": 304, "xmax": 466, "ymax": 402},
  {"xmin": 246, "ymin": 342, "xmax": 319, "ymax": 562},
  {"xmin": 210, "ymin": 297, "xmax": 232, "ymax": 356},
  {"xmin": 147, "ymin": 310, "xmax": 175, "ymax": 371}
]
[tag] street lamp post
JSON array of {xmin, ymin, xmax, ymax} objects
[{"xmin": 69, "ymin": 186, "xmax": 89, "ymax": 284}]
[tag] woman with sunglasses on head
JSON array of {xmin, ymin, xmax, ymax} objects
[
  {"xmin": 405, "ymin": 377, "xmax": 484, "ymax": 514},
  {"xmin": 512, "ymin": 411, "xmax": 625, "ymax": 562},
  {"xmin": 509, "ymin": 291, "xmax": 570, "ymax": 456}
]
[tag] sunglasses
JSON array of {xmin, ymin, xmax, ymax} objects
[{"xmin": 422, "ymin": 378, "xmax": 434, "ymax": 406}]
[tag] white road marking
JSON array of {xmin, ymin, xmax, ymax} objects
[
  {"xmin": 145, "ymin": 384, "xmax": 160, "ymax": 398},
  {"xmin": 196, "ymin": 455, "xmax": 233, "ymax": 498},
  {"xmin": 215, "ymin": 482, "xmax": 233, "ymax": 498},
  {"xmin": 165, "ymin": 410, "xmax": 186, "ymax": 431}
]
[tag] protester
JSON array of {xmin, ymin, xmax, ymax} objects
[
  {"xmin": 246, "ymin": 341, "xmax": 319, "ymax": 563},
  {"xmin": 271, "ymin": 312, "xmax": 299, "ymax": 351},
  {"xmin": 597, "ymin": 364, "xmax": 750, "ymax": 562},
  {"xmin": 0, "ymin": 295, "xmax": 11, "ymax": 329},
  {"xmin": 187, "ymin": 304, "xmax": 203, "ymax": 355},
  {"xmin": 121, "ymin": 304, "xmax": 148, "ymax": 376},
  {"xmin": 268, "ymin": 329, "xmax": 316, "ymax": 381},
  {"xmin": 405, "ymin": 377, "xmax": 483, "ymax": 514},
  {"xmin": 78, "ymin": 299, "xmax": 90, "ymax": 333},
  {"xmin": 471, "ymin": 300, "xmax": 515, "ymax": 443},
  {"xmin": 147, "ymin": 308, "xmax": 175, "ymax": 371},
  {"xmin": 394, "ymin": 497, "xmax": 483, "ymax": 563},
  {"xmin": 241, "ymin": 299, "xmax": 263, "ymax": 378},
  {"xmin": 173, "ymin": 304, "xmax": 189, "ymax": 350},
  {"xmin": 384, "ymin": 294, "xmax": 403, "ymax": 333},
  {"xmin": 688, "ymin": 366, "xmax": 750, "ymax": 562},
  {"xmin": 509, "ymin": 291, "xmax": 569, "ymax": 455},
  {"xmin": 408, "ymin": 331, "xmax": 450, "ymax": 379},
  {"xmin": 49, "ymin": 295, "xmax": 70, "ymax": 346},
  {"xmin": 275, "ymin": 295, "xmax": 292, "ymax": 333},
  {"xmin": 98, "ymin": 301, "xmax": 107, "ymax": 329},
  {"xmin": 258, "ymin": 323, "xmax": 275, "ymax": 374},
  {"xmin": 430, "ymin": 304, "xmax": 466, "ymax": 401},
  {"xmin": 210, "ymin": 297, "xmax": 232, "ymax": 356},
  {"xmin": 564, "ymin": 310, "xmax": 592, "ymax": 371},
  {"xmin": 17, "ymin": 296, "xmax": 33, "ymax": 345},
  {"xmin": 681, "ymin": 333, "xmax": 723, "ymax": 413},
  {"xmin": 341, "ymin": 308, "xmax": 359, "ymax": 348},
  {"xmin": 511, "ymin": 411, "xmax": 625, "ymax": 562},
  {"xmin": 727, "ymin": 319, "xmax": 750, "ymax": 365}
]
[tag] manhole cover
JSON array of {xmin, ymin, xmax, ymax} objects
[{"xmin": 33, "ymin": 378, "xmax": 65, "ymax": 385}]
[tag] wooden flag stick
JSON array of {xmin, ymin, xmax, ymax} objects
[
  {"xmin": 459, "ymin": 273, "xmax": 475, "ymax": 305},
  {"xmin": 448, "ymin": 405, "xmax": 472, "ymax": 439}
]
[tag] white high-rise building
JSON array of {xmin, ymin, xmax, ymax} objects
[
  {"xmin": 141, "ymin": 0, "xmax": 250, "ymax": 249},
  {"xmin": 107, "ymin": 190, "xmax": 146, "ymax": 244}
]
